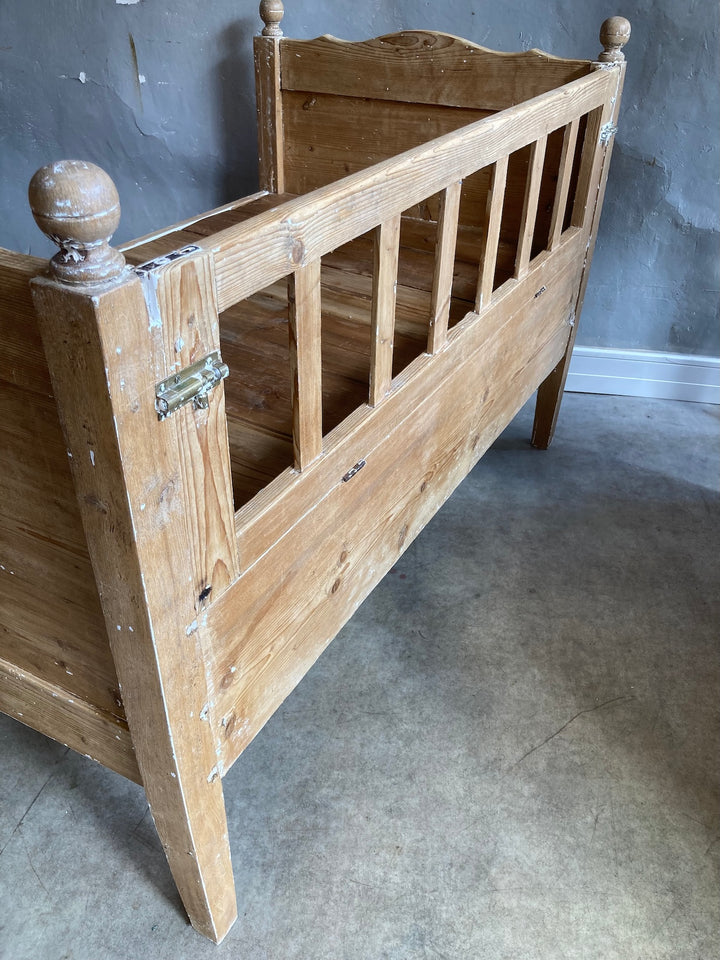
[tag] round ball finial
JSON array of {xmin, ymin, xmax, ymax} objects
[
  {"xmin": 599, "ymin": 16, "xmax": 631, "ymax": 62},
  {"xmin": 260, "ymin": 0, "xmax": 284, "ymax": 37},
  {"xmin": 28, "ymin": 159, "xmax": 126, "ymax": 285}
]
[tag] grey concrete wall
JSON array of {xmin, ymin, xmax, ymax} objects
[{"xmin": 1, "ymin": 0, "xmax": 717, "ymax": 356}]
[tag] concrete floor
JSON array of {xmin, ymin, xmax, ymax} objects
[{"xmin": 1, "ymin": 393, "xmax": 718, "ymax": 960}]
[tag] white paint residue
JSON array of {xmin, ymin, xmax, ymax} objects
[
  {"xmin": 174, "ymin": 336, "xmax": 184, "ymax": 352},
  {"xmin": 138, "ymin": 74, "xmax": 146, "ymax": 84},
  {"xmin": 128, "ymin": 626, "xmax": 134, "ymax": 632},
  {"xmin": 116, "ymin": 346, "xmax": 122, "ymax": 355},
  {"xmin": 140, "ymin": 503, "xmax": 146, "ymax": 511},
  {"xmin": 78, "ymin": 72, "xmax": 87, "ymax": 84},
  {"xmin": 89, "ymin": 450, "xmax": 96, "ymax": 467},
  {"xmin": 116, "ymin": 0, "xmax": 141, "ymax": 4},
  {"xmin": 230, "ymin": 666, "xmax": 236, "ymax": 673},
  {"xmin": 186, "ymin": 620, "xmax": 198, "ymax": 636},
  {"xmin": 116, "ymin": 625, "xmax": 122, "ymax": 631}
]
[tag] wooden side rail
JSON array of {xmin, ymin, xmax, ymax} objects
[{"xmin": 202, "ymin": 65, "xmax": 617, "ymax": 312}]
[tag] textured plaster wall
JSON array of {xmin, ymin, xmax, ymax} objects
[{"xmin": 1, "ymin": 0, "xmax": 717, "ymax": 355}]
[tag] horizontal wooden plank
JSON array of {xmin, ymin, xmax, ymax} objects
[
  {"xmin": 203, "ymin": 68, "xmax": 614, "ymax": 310},
  {"xmin": 0, "ymin": 657, "xmax": 139, "ymax": 783},
  {"xmin": 282, "ymin": 90, "xmax": 492, "ymax": 198},
  {"xmin": 208, "ymin": 242, "xmax": 580, "ymax": 769},
  {"xmin": 280, "ymin": 31, "xmax": 590, "ymax": 111}
]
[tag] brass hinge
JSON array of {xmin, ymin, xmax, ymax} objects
[
  {"xmin": 155, "ymin": 351, "xmax": 229, "ymax": 420},
  {"xmin": 599, "ymin": 122, "xmax": 618, "ymax": 145}
]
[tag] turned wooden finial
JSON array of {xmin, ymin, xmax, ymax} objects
[
  {"xmin": 28, "ymin": 159, "xmax": 126, "ymax": 285},
  {"xmin": 599, "ymin": 16, "xmax": 631, "ymax": 62},
  {"xmin": 260, "ymin": 0, "xmax": 284, "ymax": 37}
]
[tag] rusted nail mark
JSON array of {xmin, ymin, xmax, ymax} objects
[
  {"xmin": 534, "ymin": 286, "xmax": 547, "ymax": 299},
  {"xmin": 198, "ymin": 585, "xmax": 212, "ymax": 604},
  {"xmin": 342, "ymin": 459, "xmax": 366, "ymax": 483}
]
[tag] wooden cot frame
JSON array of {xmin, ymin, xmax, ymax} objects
[{"xmin": 0, "ymin": 3, "xmax": 629, "ymax": 941}]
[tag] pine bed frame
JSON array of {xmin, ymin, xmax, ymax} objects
[{"xmin": 0, "ymin": 3, "xmax": 630, "ymax": 942}]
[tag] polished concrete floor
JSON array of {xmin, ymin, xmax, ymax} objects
[{"xmin": 1, "ymin": 393, "xmax": 718, "ymax": 960}]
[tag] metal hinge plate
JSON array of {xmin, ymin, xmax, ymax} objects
[
  {"xmin": 599, "ymin": 122, "xmax": 618, "ymax": 145},
  {"xmin": 155, "ymin": 351, "xmax": 229, "ymax": 420}
]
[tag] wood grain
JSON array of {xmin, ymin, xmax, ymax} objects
[
  {"xmin": 31, "ymin": 272, "xmax": 237, "ymax": 943},
  {"xmin": 203, "ymin": 69, "xmax": 614, "ymax": 311},
  {"xmin": 369, "ymin": 216, "xmax": 401, "ymax": 404},
  {"xmin": 427, "ymin": 181, "xmax": 462, "ymax": 353},
  {"xmin": 254, "ymin": 35, "xmax": 284, "ymax": 192},
  {"xmin": 288, "ymin": 260, "xmax": 323, "ymax": 467},
  {"xmin": 280, "ymin": 31, "xmax": 590, "ymax": 111}
]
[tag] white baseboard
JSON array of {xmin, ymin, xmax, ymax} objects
[{"xmin": 566, "ymin": 347, "xmax": 720, "ymax": 404}]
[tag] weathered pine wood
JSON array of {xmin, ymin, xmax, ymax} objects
[
  {"xmin": 233, "ymin": 228, "xmax": 584, "ymax": 571},
  {"xmin": 514, "ymin": 134, "xmax": 548, "ymax": 278},
  {"xmin": 29, "ymin": 160, "xmax": 237, "ymax": 943},
  {"xmin": 280, "ymin": 31, "xmax": 590, "ymax": 112},
  {"xmin": 0, "ymin": 657, "xmax": 139, "ymax": 783},
  {"xmin": 203, "ymin": 68, "xmax": 614, "ymax": 311},
  {"xmin": 548, "ymin": 118, "xmax": 579, "ymax": 250},
  {"xmin": 209, "ymin": 239, "xmax": 582, "ymax": 768},
  {"xmin": 570, "ymin": 105, "xmax": 606, "ymax": 230},
  {"xmin": 281, "ymin": 90, "xmax": 492, "ymax": 197},
  {"xmin": 153, "ymin": 253, "xmax": 239, "ymax": 598},
  {"xmin": 427, "ymin": 181, "xmax": 462, "ymax": 353},
  {"xmin": 476, "ymin": 156, "xmax": 509, "ymax": 310},
  {"xmin": 369, "ymin": 215, "xmax": 401, "ymax": 404},
  {"xmin": 0, "ymin": 250, "xmax": 126, "ymax": 733},
  {"xmin": 254, "ymin": 36, "xmax": 284, "ymax": 192},
  {"xmin": 533, "ymin": 55, "xmax": 628, "ymax": 448},
  {"xmin": 288, "ymin": 260, "xmax": 323, "ymax": 467}
]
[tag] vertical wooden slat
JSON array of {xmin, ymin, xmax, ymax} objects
[
  {"xmin": 571, "ymin": 106, "xmax": 605, "ymax": 229},
  {"xmin": 475, "ymin": 155, "xmax": 509, "ymax": 312},
  {"xmin": 427, "ymin": 181, "xmax": 462, "ymax": 354},
  {"xmin": 254, "ymin": 35, "xmax": 285, "ymax": 193},
  {"xmin": 369, "ymin": 214, "xmax": 401, "ymax": 405},
  {"xmin": 514, "ymin": 135, "xmax": 548, "ymax": 278},
  {"xmin": 288, "ymin": 260, "xmax": 323, "ymax": 468},
  {"xmin": 548, "ymin": 118, "xmax": 580, "ymax": 250}
]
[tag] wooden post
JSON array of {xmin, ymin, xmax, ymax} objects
[
  {"xmin": 288, "ymin": 259, "xmax": 323, "ymax": 468},
  {"xmin": 531, "ymin": 17, "xmax": 630, "ymax": 450},
  {"xmin": 369, "ymin": 215, "xmax": 401, "ymax": 403},
  {"xmin": 427, "ymin": 181, "xmax": 462, "ymax": 354},
  {"xmin": 255, "ymin": 0, "xmax": 285, "ymax": 192},
  {"xmin": 28, "ymin": 160, "xmax": 238, "ymax": 942},
  {"xmin": 475, "ymin": 155, "xmax": 508, "ymax": 311}
]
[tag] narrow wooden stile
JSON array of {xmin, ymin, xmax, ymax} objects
[
  {"xmin": 254, "ymin": 34, "xmax": 285, "ymax": 192},
  {"xmin": 476, "ymin": 155, "xmax": 509, "ymax": 311},
  {"xmin": 514, "ymin": 135, "xmax": 548, "ymax": 278},
  {"xmin": 427, "ymin": 181, "xmax": 462, "ymax": 354},
  {"xmin": 369, "ymin": 215, "xmax": 401, "ymax": 404},
  {"xmin": 548, "ymin": 118, "xmax": 579, "ymax": 250},
  {"xmin": 570, "ymin": 106, "xmax": 605, "ymax": 229},
  {"xmin": 288, "ymin": 260, "xmax": 323, "ymax": 468}
]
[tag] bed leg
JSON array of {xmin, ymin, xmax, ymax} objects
[
  {"xmin": 28, "ymin": 160, "xmax": 239, "ymax": 942},
  {"xmin": 531, "ymin": 347, "xmax": 572, "ymax": 449}
]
